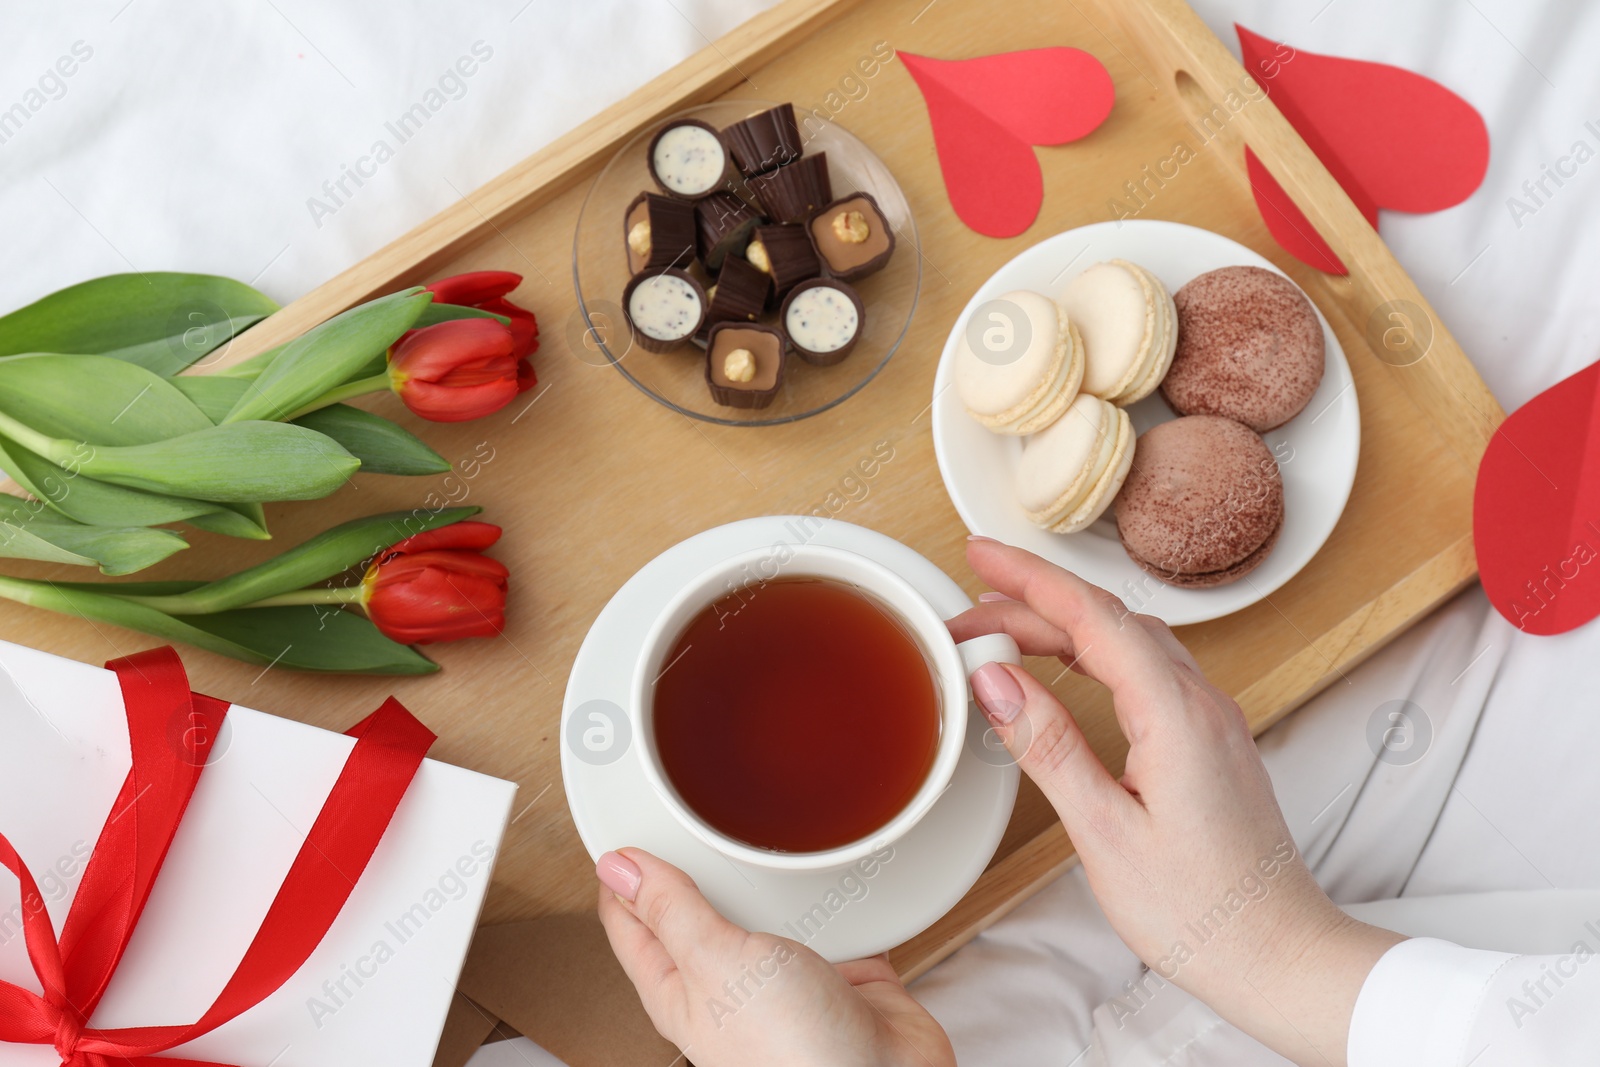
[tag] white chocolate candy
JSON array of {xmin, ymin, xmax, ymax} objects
[
  {"xmin": 628, "ymin": 274, "xmax": 702, "ymax": 341},
  {"xmin": 784, "ymin": 285, "xmax": 858, "ymax": 354},
  {"xmin": 652, "ymin": 124, "xmax": 725, "ymax": 197}
]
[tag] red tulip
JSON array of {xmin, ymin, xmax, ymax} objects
[
  {"xmin": 424, "ymin": 270, "xmax": 540, "ymax": 371},
  {"xmin": 425, "ymin": 270, "xmax": 520, "ymax": 307},
  {"xmin": 388, "ymin": 318, "xmax": 524, "ymax": 422},
  {"xmin": 361, "ymin": 521, "xmax": 508, "ymax": 644}
]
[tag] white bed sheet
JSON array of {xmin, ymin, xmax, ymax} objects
[{"xmin": 3, "ymin": 1, "xmax": 1597, "ymax": 1064}]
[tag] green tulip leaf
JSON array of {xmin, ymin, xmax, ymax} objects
[
  {"xmin": 45, "ymin": 579, "xmax": 205, "ymax": 596},
  {"xmin": 169, "ymin": 375, "xmax": 253, "ymax": 422},
  {"xmin": 208, "ymin": 342, "xmax": 288, "ymax": 381},
  {"xmin": 0, "ymin": 353, "xmax": 212, "ymax": 444},
  {"xmin": 0, "ymin": 575, "xmax": 437, "ymax": 674},
  {"xmin": 186, "ymin": 501, "xmax": 271, "ymax": 539},
  {"xmin": 117, "ymin": 505, "xmax": 479, "ymax": 614},
  {"xmin": 0, "ymin": 417, "xmax": 359, "ymax": 503},
  {"xmin": 177, "ymin": 605, "xmax": 440, "ymax": 674},
  {"xmin": 292, "ymin": 405, "xmax": 449, "ymax": 476},
  {"xmin": 0, "ymin": 273, "xmax": 279, "ymax": 375},
  {"xmin": 0, "ymin": 432, "xmax": 269, "ymax": 537},
  {"xmin": 223, "ymin": 289, "xmax": 430, "ymax": 423},
  {"xmin": 412, "ymin": 303, "xmax": 510, "ymax": 329},
  {"xmin": 0, "ymin": 496, "xmax": 189, "ymax": 574}
]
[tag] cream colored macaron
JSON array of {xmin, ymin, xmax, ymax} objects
[
  {"xmin": 954, "ymin": 289, "xmax": 1084, "ymax": 436},
  {"xmin": 1015, "ymin": 393, "xmax": 1135, "ymax": 533},
  {"xmin": 1058, "ymin": 259, "xmax": 1177, "ymax": 407}
]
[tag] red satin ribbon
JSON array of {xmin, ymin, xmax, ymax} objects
[{"xmin": 0, "ymin": 646, "xmax": 435, "ymax": 1066}]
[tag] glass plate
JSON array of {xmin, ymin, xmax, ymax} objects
[{"xmin": 572, "ymin": 100, "xmax": 920, "ymax": 427}]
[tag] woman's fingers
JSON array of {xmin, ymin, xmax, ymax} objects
[
  {"xmin": 947, "ymin": 599, "xmax": 1084, "ymax": 664},
  {"xmin": 951, "ymin": 601, "xmax": 1199, "ymax": 678},
  {"xmin": 966, "ymin": 539, "xmax": 1187, "ymax": 727},
  {"xmin": 834, "ymin": 953, "xmax": 900, "ymax": 987},
  {"xmin": 1128, "ymin": 613, "xmax": 1202, "ymax": 674},
  {"xmin": 969, "ymin": 660, "xmax": 1134, "ymax": 838},
  {"xmin": 616, "ymin": 848, "xmax": 742, "ymax": 956},
  {"xmin": 598, "ymin": 881, "xmax": 684, "ymax": 1017},
  {"xmin": 595, "ymin": 847, "xmax": 744, "ymax": 1016}
]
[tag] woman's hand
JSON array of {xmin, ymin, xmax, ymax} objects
[
  {"xmin": 949, "ymin": 537, "xmax": 1402, "ymax": 1067},
  {"xmin": 597, "ymin": 848, "xmax": 954, "ymax": 1067}
]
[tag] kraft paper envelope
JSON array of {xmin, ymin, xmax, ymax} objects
[{"xmin": 0, "ymin": 639, "xmax": 516, "ymax": 1067}]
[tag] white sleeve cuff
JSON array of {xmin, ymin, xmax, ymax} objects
[{"xmin": 1347, "ymin": 938, "xmax": 1516, "ymax": 1067}]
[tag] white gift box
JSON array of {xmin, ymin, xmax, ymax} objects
[{"xmin": 0, "ymin": 639, "xmax": 516, "ymax": 1067}]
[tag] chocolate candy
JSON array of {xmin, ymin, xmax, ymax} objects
[
  {"xmin": 706, "ymin": 323, "xmax": 785, "ymax": 408},
  {"xmin": 808, "ymin": 192, "xmax": 895, "ymax": 282},
  {"xmin": 623, "ymin": 268, "xmax": 707, "ymax": 353},
  {"xmin": 698, "ymin": 254, "xmax": 771, "ymax": 342},
  {"xmin": 647, "ymin": 119, "xmax": 728, "ymax": 200},
  {"xmin": 780, "ymin": 278, "xmax": 863, "ymax": 366},
  {"xmin": 749, "ymin": 152, "xmax": 832, "ymax": 224},
  {"xmin": 624, "ymin": 192, "xmax": 697, "ymax": 274},
  {"xmin": 694, "ymin": 191, "xmax": 762, "ymax": 272},
  {"xmin": 746, "ymin": 223, "xmax": 820, "ymax": 303},
  {"xmin": 722, "ymin": 104, "xmax": 803, "ymax": 176}
]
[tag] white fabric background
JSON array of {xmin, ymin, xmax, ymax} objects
[{"xmin": 4, "ymin": 1, "xmax": 1597, "ymax": 1064}]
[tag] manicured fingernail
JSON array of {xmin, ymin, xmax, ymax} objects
[
  {"xmin": 970, "ymin": 662, "xmax": 1023, "ymax": 725},
  {"xmin": 967, "ymin": 534, "xmax": 1000, "ymax": 544},
  {"xmin": 978, "ymin": 591, "xmax": 1014, "ymax": 603},
  {"xmin": 597, "ymin": 851, "xmax": 642, "ymax": 901}
]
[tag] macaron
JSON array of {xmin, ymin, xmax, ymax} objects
[
  {"xmin": 1113, "ymin": 415, "xmax": 1284, "ymax": 588},
  {"xmin": 1016, "ymin": 393, "xmax": 1134, "ymax": 533},
  {"xmin": 1161, "ymin": 265, "xmax": 1325, "ymax": 432},
  {"xmin": 1058, "ymin": 259, "xmax": 1177, "ymax": 406},
  {"xmin": 954, "ymin": 290, "xmax": 1084, "ymax": 436}
]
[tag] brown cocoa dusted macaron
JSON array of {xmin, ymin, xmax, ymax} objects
[
  {"xmin": 746, "ymin": 223, "xmax": 820, "ymax": 303},
  {"xmin": 623, "ymin": 268, "xmax": 707, "ymax": 353},
  {"xmin": 623, "ymin": 192, "xmax": 697, "ymax": 274},
  {"xmin": 695, "ymin": 254, "xmax": 770, "ymax": 343},
  {"xmin": 694, "ymin": 191, "xmax": 763, "ymax": 272},
  {"xmin": 807, "ymin": 192, "xmax": 895, "ymax": 282},
  {"xmin": 748, "ymin": 152, "xmax": 832, "ymax": 223},
  {"xmin": 1113, "ymin": 415, "xmax": 1284, "ymax": 588},
  {"xmin": 706, "ymin": 323, "xmax": 785, "ymax": 409},
  {"xmin": 1161, "ymin": 265, "xmax": 1325, "ymax": 432},
  {"xmin": 722, "ymin": 103, "xmax": 803, "ymax": 176},
  {"xmin": 780, "ymin": 277, "xmax": 863, "ymax": 366},
  {"xmin": 648, "ymin": 118, "xmax": 730, "ymax": 200}
]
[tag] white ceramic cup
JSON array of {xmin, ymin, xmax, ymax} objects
[{"xmin": 631, "ymin": 543, "xmax": 1021, "ymax": 872}]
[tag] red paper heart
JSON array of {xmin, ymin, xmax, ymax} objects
[
  {"xmin": 900, "ymin": 48, "xmax": 1115, "ymax": 238},
  {"xmin": 1237, "ymin": 25, "xmax": 1489, "ymax": 274},
  {"xmin": 1475, "ymin": 359, "xmax": 1600, "ymax": 635}
]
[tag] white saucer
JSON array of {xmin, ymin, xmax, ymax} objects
[
  {"xmin": 931, "ymin": 220, "xmax": 1360, "ymax": 626},
  {"xmin": 559, "ymin": 516, "xmax": 1018, "ymax": 962}
]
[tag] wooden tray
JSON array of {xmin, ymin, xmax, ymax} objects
[{"xmin": 6, "ymin": 0, "xmax": 1500, "ymax": 998}]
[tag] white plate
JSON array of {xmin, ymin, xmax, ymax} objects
[
  {"xmin": 559, "ymin": 516, "xmax": 1018, "ymax": 963},
  {"xmin": 931, "ymin": 220, "xmax": 1360, "ymax": 626}
]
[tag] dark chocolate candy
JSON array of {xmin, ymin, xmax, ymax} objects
[
  {"xmin": 722, "ymin": 104, "xmax": 803, "ymax": 176},
  {"xmin": 624, "ymin": 192, "xmax": 698, "ymax": 274},
  {"xmin": 695, "ymin": 254, "xmax": 771, "ymax": 342},
  {"xmin": 746, "ymin": 223, "xmax": 821, "ymax": 302},
  {"xmin": 706, "ymin": 323, "xmax": 785, "ymax": 409},
  {"xmin": 646, "ymin": 118, "xmax": 728, "ymax": 200},
  {"xmin": 779, "ymin": 277, "xmax": 864, "ymax": 367},
  {"xmin": 749, "ymin": 152, "xmax": 832, "ymax": 224},
  {"xmin": 807, "ymin": 191, "xmax": 895, "ymax": 282},
  {"xmin": 694, "ymin": 191, "xmax": 762, "ymax": 272},
  {"xmin": 622, "ymin": 267, "xmax": 707, "ymax": 353}
]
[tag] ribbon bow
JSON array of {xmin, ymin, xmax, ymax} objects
[{"xmin": 0, "ymin": 647, "xmax": 435, "ymax": 1066}]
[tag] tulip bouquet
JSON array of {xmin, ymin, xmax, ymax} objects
[{"xmin": 0, "ymin": 269, "xmax": 535, "ymax": 673}]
